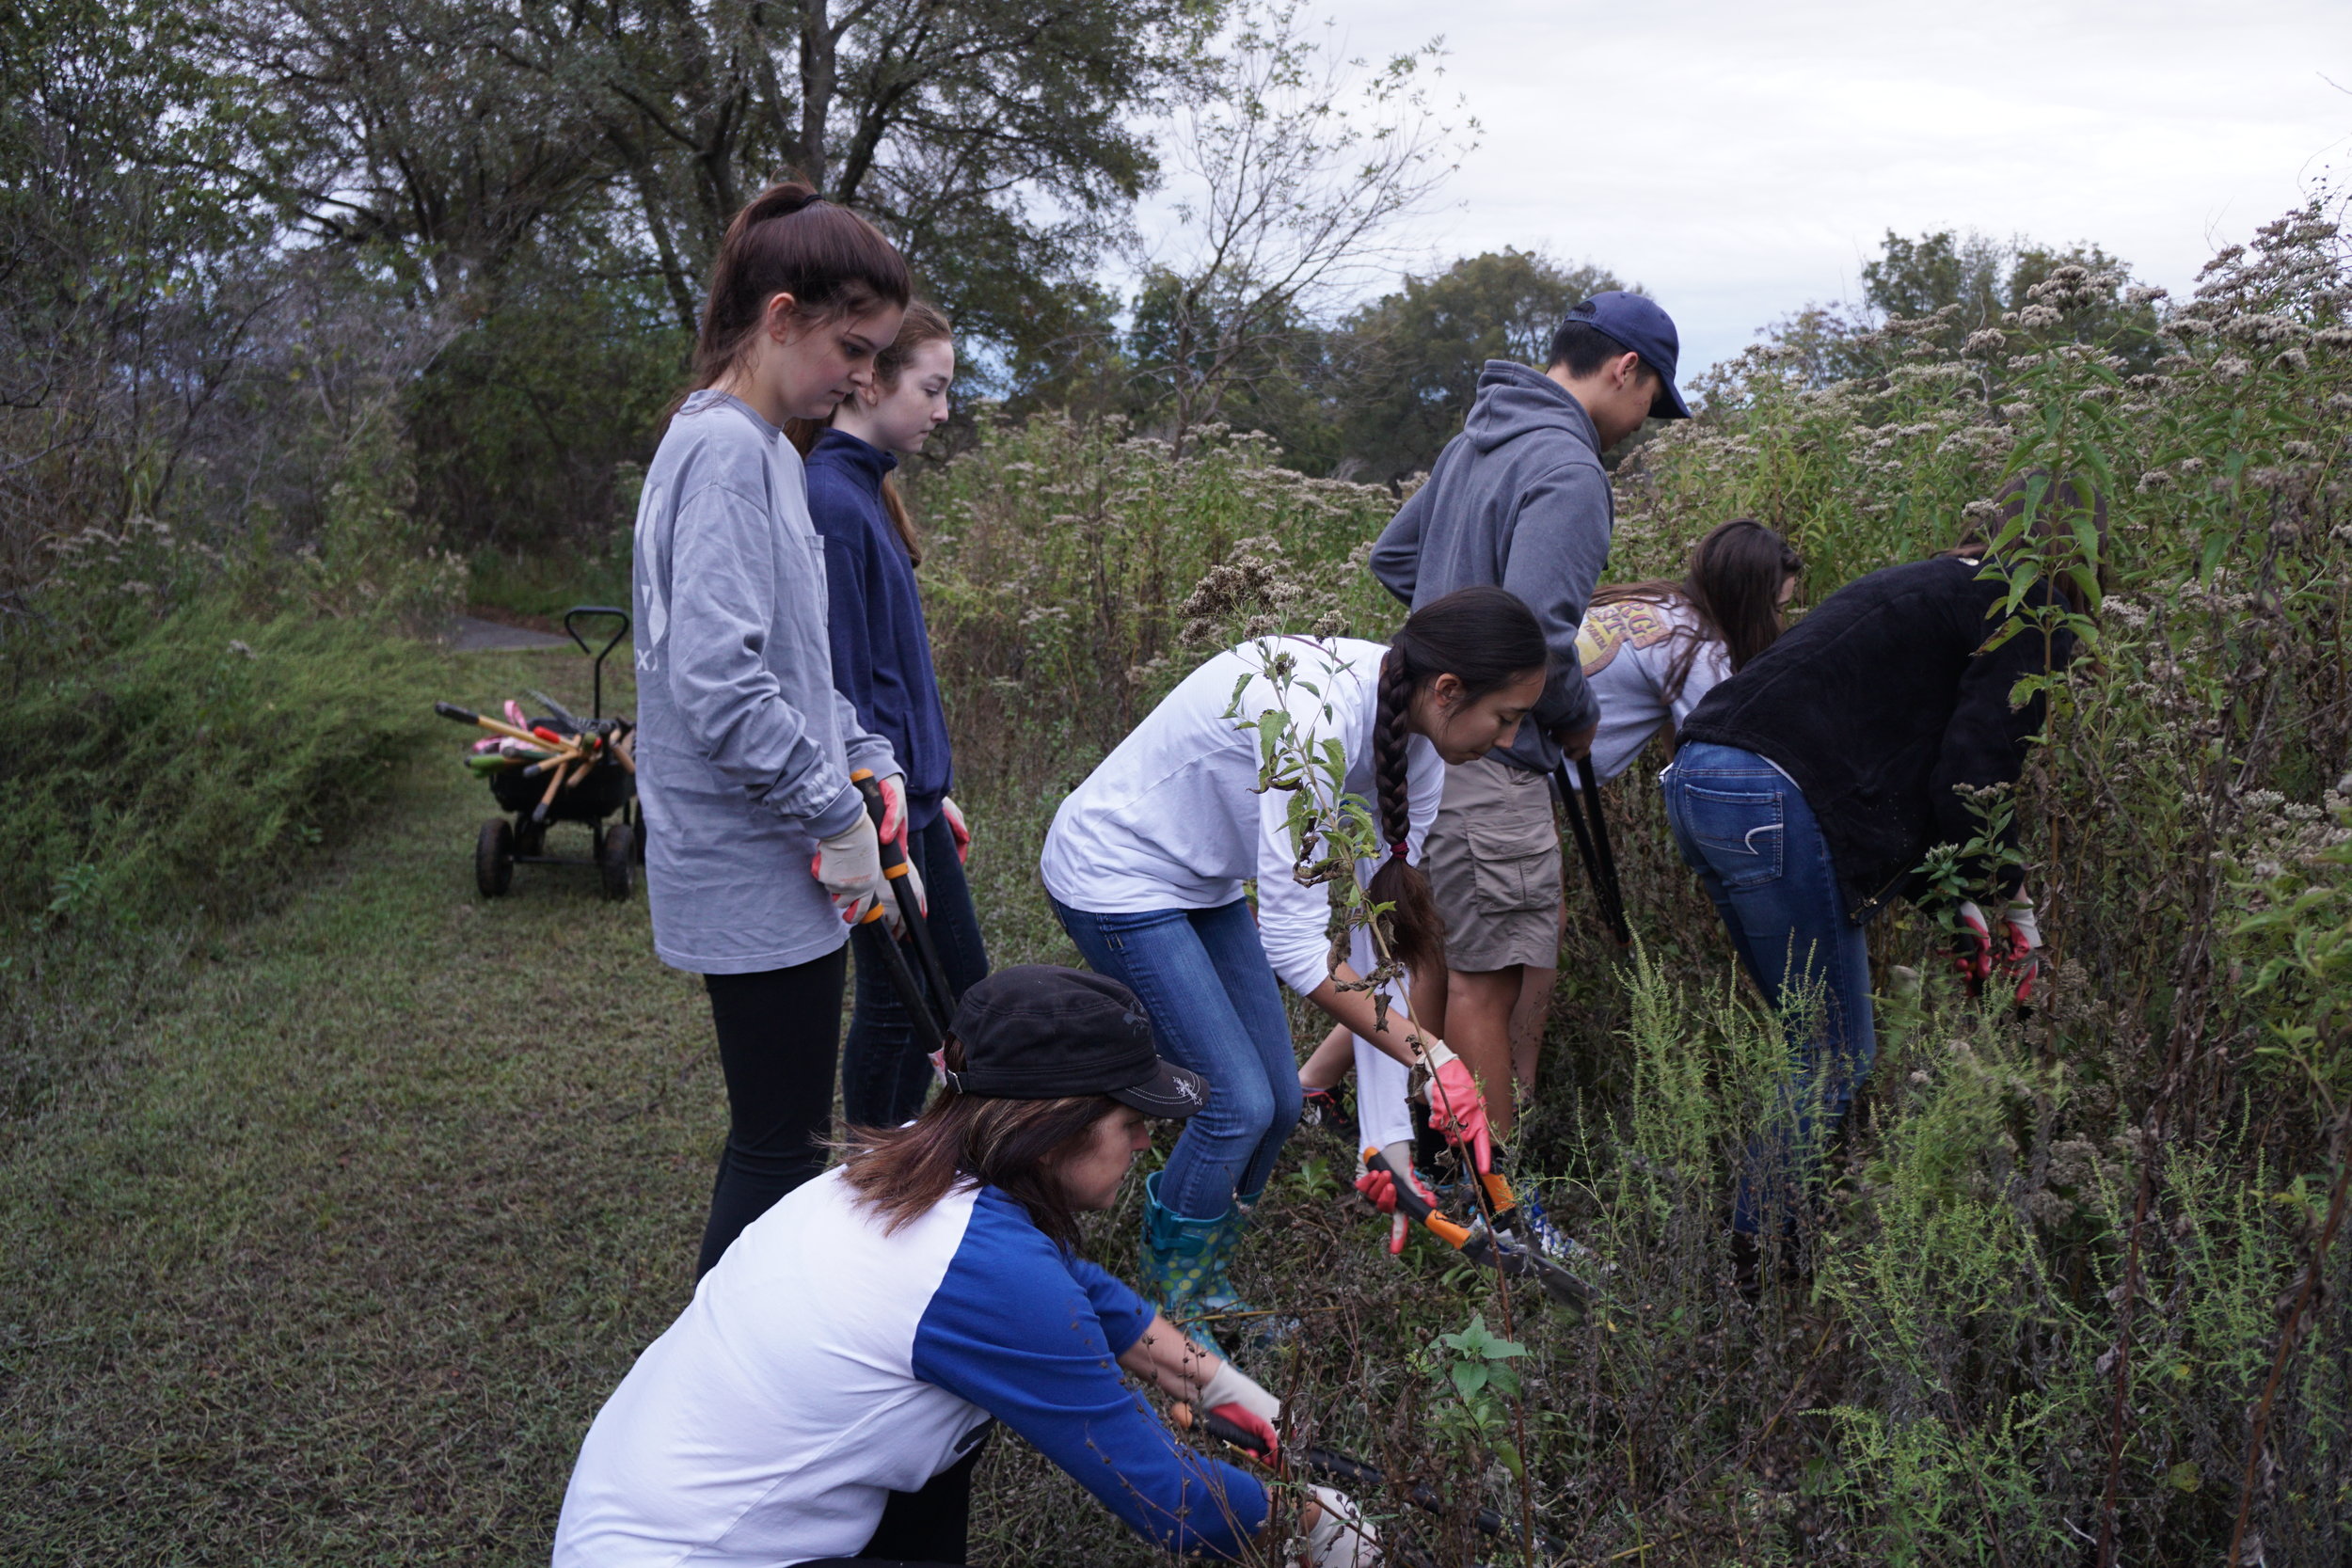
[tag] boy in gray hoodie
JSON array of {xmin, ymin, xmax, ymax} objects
[{"xmin": 1370, "ymin": 292, "xmax": 1689, "ymax": 1146}]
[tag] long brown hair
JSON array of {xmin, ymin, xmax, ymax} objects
[
  {"xmin": 838, "ymin": 1036, "xmax": 1115, "ymax": 1251},
  {"xmin": 1372, "ymin": 586, "xmax": 1549, "ymax": 979},
  {"xmin": 786, "ymin": 301, "xmax": 954, "ymax": 563},
  {"xmin": 1590, "ymin": 518, "xmax": 1804, "ymax": 702},
  {"xmin": 693, "ymin": 182, "xmax": 911, "ymax": 393}
]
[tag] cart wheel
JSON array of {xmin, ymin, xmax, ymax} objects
[
  {"xmin": 632, "ymin": 817, "xmax": 647, "ymax": 865},
  {"xmin": 598, "ymin": 823, "xmax": 634, "ymax": 901},
  {"xmin": 476, "ymin": 819, "xmax": 516, "ymax": 897},
  {"xmin": 515, "ymin": 816, "xmax": 546, "ymax": 859}
]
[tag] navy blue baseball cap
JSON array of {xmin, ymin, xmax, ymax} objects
[{"xmin": 1560, "ymin": 292, "xmax": 1690, "ymax": 420}]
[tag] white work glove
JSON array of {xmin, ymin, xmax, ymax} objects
[
  {"xmin": 1199, "ymin": 1359, "xmax": 1281, "ymax": 1460},
  {"xmin": 1304, "ymin": 1486, "xmax": 1381, "ymax": 1568},
  {"xmin": 811, "ymin": 814, "xmax": 899, "ymax": 933}
]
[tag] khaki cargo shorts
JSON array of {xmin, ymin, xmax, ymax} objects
[{"xmin": 1424, "ymin": 752, "xmax": 1564, "ymax": 973}]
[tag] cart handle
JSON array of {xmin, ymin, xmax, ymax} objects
[{"xmin": 564, "ymin": 606, "xmax": 630, "ymax": 721}]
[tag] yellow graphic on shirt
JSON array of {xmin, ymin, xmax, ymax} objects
[{"xmin": 1577, "ymin": 599, "xmax": 1677, "ymax": 676}]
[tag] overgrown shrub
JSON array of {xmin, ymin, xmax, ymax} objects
[
  {"xmin": 0, "ymin": 598, "xmax": 437, "ymax": 928},
  {"xmin": 925, "ymin": 205, "xmax": 2352, "ymax": 1565}
]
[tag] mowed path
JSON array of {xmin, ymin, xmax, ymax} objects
[
  {"xmin": 0, "ymin": 644, "xmax": 1358, "ymax": 1567},
  {"xmin": 1, "ymin": 647, "xmax": 743, "ymax": 1563}
]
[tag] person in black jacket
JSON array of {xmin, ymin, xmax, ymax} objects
[{"xmin": 1666, "ymin": 474, "xmax": 2100, "ymax": 1245}]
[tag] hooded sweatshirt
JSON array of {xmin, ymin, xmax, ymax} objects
[
  {"xmin": 805, "ymin": 428, "xmax": 955, "ymax": 828},
  {"xmin": 1370, "ymin": 360, "xmax": 1613, "ymax": 774}
]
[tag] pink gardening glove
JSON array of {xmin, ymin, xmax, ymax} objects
[
  {"xmin": 875, "ymin": 773, "xmax": 911, "ymax": 853},
  {"xmin": 1995, "ymin": 895, "xmax": 2045, "ymax": 1006},
  {"xmin": 1425, "ymin": 1047, "xmax": 1492, "ymax": 1174},
  {"xmin": 940, "ymin": 796, "xmax": 971, "ymax": 865},
  {"xmin": 1950, "ymin": 900, "xmax": 1994, "ymax": 997},
  {"xmin": 1354, "ymin": 1160, "xmax": 1438, "ymax": 1256}
]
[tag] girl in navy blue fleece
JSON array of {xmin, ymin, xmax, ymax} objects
[{"xmin": 792, "ymin": 302, "xmax": 989, "ymax": 1127}]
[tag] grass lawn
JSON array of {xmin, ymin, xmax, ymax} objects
[
  {"xmin": 0, "ymin": 644, "xmax": 1574, "ymax": 1567},
  {"xmin": 1, "ymin": 646, "xmax": 729, "ymax": 1562}
]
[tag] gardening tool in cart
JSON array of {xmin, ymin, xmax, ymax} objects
[
  {"xmin": 1556, "ymin": 755, "xmax": 1630, "ymax": 950},
  {"xmin": 1362, "ymin": 1148, "xmax": 1597, "ymax": 1318},
  {"xmin": 436, "ymin": 605, "xmax": 640, "ymax": 900},
  {"xmin": 1169, "ymin": 1402, "xmax": 1563, "ymax": 1568}
]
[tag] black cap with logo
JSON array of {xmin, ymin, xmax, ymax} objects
[{"xmin": 943, "ymin": 965, "xmax": 1210, "ymax": 1118}]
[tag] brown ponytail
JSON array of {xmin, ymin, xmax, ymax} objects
[
  {"xmin": 782, "ymin": 301, "xmax": 954, "ymax": 564},
  {"xmin": 1368, "ymin": 585, "xmax": 1550, "ymax": 981},
  {"xmin": 694, "ymin": 182, "xmax": 911, "ymax": 393}
]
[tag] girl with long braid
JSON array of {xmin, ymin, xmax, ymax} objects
[{"xmin": 1041, "ymin": 587, "xmax": 1548, "ymax": 1351}]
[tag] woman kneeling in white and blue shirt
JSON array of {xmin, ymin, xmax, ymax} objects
[{"xmin": 553, "ymin": 965, "xmax": 1377, "ymax": 1568}]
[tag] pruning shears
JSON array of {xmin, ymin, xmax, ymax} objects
[
  {"xmin": 1171, "ymin": 1402, "xmax": 1560, "ymax": 1562},
  {"xmin": 1558, "ymin": 755, "xmax": 1630, "ymax": 949},
  {"xmin": 1363, "ymin": 1148, "xmax": 1596, "ymax": 1317}
]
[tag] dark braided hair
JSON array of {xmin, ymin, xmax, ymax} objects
[{"xmin": 1369, "ymin": 586, "xmax": 1549, "ymax": 979}]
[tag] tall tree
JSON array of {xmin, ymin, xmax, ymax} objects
[
  {"xmin": 1121, "ymin": 0, "xmax": 1472, "ymax": 457},
  {"xmin": 1332, "ymin": 247, "xmax": 1628, "ymax": 481},
  {"xmin": 221, "ymin": 0, "xmax": 1221, "ymax": 347}
]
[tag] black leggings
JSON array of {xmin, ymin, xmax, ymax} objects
[
  {"xmin": 840, "ymin": 813, "xmax": 991, "ymax": 1127},
  {"xmin": 696, "ymin": 944, "xmax": 850, "ymax": 1277},
  {"xmin": 800, "ymin": 1428, "xmax": 987, "ymax": 1566}
]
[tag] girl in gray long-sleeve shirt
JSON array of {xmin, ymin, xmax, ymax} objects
[{"xmin": 629, "ymin": 181, "xmax": 914, "ymax": 1275}]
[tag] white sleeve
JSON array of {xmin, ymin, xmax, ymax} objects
[
  {"xmin": 1254, "ymin": 793, "xmax": 1336, "ymax": 993},
  {"xmin": 1251, "ymin": 666, "xmax": 1359, "ymax": 996},
  {"xmin": 1254, "ymin": 672, "xmax": 1445, "ymax": 996}
]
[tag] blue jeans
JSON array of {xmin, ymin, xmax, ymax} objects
[
  {"xmin": 842, "ymin": 813, "xmax": 991, "ymax": 1127},
  {"xmin": 1661, "ymin": 742, "xmax": 1878, "ymax": 1236},
  {"xmin": 1053, "ymin": 897, "xmax": 1302, "ymax": 1221}
]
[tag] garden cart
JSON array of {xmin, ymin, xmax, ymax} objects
[{"xmin": 435, "ymin": 605, "xmax": 640, "ymax": 900}]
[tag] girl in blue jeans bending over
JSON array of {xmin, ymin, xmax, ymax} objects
[
  {"xmin": 1665, "ymin": 475, "xmax": 2095, "ymax": 1253},
  {"xmin": 1041, "ymin": 586, "xmax": 1549, "ymax": 1349}
]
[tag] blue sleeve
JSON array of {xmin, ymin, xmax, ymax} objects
[
  {"xmin": 1068, "ymin": 1256, "xmax": 1153, "ymax": 1356},
  {"xmin": 913, "ymin": 1192, "xmax": 1267, "ymax": 1558},
  {"xmin": 809, "ymin": 479, "xmax": 879, "ymax": 734}
]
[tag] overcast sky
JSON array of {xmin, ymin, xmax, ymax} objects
[{"xmin": 1311, "ymin": 0, "xmax": 2351, "ymax": 374}]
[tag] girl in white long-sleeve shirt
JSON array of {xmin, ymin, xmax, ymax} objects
[{"xmin": 1041, "ymin": 586, "xmax": 1549, "ymax": 1349}]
